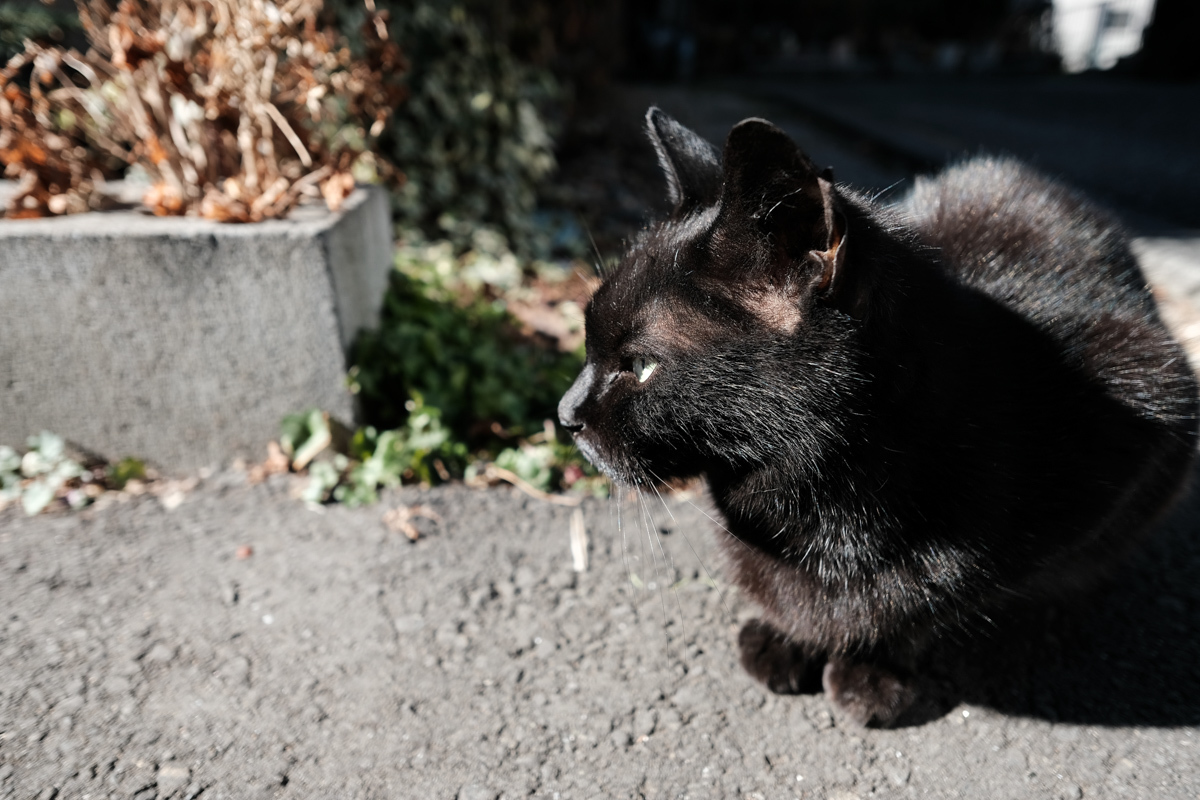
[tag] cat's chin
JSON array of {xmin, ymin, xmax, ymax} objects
[
  {"xmin": 570, "ymin": 435, "xmax": 659, "ymax": 489},
  {"xmin": 570, "ymin": 437, "xmax": 628, "ymax": 485}
]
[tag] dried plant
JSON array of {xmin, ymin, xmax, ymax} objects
[{"xmin": 0, "ymin": 0, "xmax": 405, "ymax": 221}]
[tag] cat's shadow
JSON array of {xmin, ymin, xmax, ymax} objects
[{"xmin": 911, "ymin": 477, "xmax": 1200, "ymax": 727}]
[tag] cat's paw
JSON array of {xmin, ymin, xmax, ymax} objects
[
  {"xmin": 822, "ymin": 659, "xmax": 917, "ymax": 728},
  {"xmin": 737, "ymin": 619, "xmax": 824, "ymax": 695}
]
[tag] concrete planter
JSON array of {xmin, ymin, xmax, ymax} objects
[{"xmin": 0, "ymin": 184, "xmax": 392, "ymax": 472}]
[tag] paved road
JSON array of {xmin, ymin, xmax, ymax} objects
[
  {"xmin": 5, "ymin": 78, "xmax": 1200, "ymax": 799},
  {"xmin": 2, "ymin": 466, "xmax": 1200, "ymax": 799}
]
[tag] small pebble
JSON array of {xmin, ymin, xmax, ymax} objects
[
  {"xmin": 456, "ymin": 784, "xmax": 494, "ymax": 800},
  {"xmin": 144, "ymin": 643, "xmax": 175, "ymax": 664},
  {"xmin": 157, "ymin": 763, "xmax": 190, "ymax": 795}
]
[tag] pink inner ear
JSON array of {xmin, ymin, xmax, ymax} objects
[
  {"xmin": 809, "ymin": 208, "xmax": 845, "ymax": 294},
  {"xmin": 810, "ymin": 237, "xmax": 843, "ymax": 293}
]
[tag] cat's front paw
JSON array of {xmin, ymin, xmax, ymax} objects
[
  {"xmin": 822, "ymin": 659, "xmax": 917, "ymax": 728},
  {"xmin": 737, "ymin": 619, "xmax": 824, "ymax": 695}
]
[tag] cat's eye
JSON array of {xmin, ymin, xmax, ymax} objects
[{"xmin": 632, "ymin": 356, "xmax": 658, "ymax": 383}]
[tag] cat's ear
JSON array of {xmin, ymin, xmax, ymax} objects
[
  {"xmin": 721, "ymin": 118, "xmax": 845, "ymax": 298},
  {"xmin": 646, "ymin": 107, "xmax": 722, "ymax": 215}
]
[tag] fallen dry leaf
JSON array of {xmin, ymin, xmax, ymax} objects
[
  {"xmin": 247, "ymin": 441, "xmax": 291, "ymax": 484},
  {"xmin": 382, "ymin": 504, "xmax": 443, "ymax": 541}
]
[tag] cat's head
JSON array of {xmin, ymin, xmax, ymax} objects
[{"xmin": 558, "ymin": 108, "xmax": 862, "ymax": 486}]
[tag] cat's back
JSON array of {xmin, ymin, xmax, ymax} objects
[
  {"xmin": 897, "ymin": 157, "xmax": 1197, "ymax": 431},
  {"xmin": 897, "ymin": 157, "xmax": 1150, "ymax": 318}
]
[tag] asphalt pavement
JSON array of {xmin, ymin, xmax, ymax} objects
[{"xmin": 2, "ymin": 470, "xmax": 1200, "ymax": 799}]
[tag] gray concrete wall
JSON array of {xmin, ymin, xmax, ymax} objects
[{"xmin": 0, "ymin": 185, "xmax": 392, "ymax": 472}]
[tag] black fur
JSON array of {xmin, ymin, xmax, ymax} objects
[
  {"xmin": 646, "ymin": 107, "xmax": 722, "ymax": 214},
  {"xmin": 558, "ymin": 108, "xmax": 1199, "ymax": 727}
]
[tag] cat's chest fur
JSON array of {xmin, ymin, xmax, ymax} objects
[{"xmin": 558, "ymin": 108, "xmax": 1198, "ymax": 726}]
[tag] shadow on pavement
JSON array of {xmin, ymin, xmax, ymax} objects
[{"xmin": 923, "ymin": 477, "xmax": 1200, "ymax": 727}]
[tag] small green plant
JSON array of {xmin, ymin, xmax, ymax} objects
[
  {"xmin": 106, "ymin": 456, "xmax": 147, "ymax": 490},
  {"xmin": 482, "ymin": 436, "xmax": 607, "ymax": 499},
  {"xmin": 0, "ymin": 431, "xmax": 85, "ymax": 515},
  {"xmin": 280, "ymin": 397, "xmax": 468, "ymax": 506},
  {"xmin": 1, "ymin": 433, "xmax": 156, "ymax": 515}
]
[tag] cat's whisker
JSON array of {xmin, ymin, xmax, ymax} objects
[
  {"xmin": 643, "ymin": 482, "xmax": 691, "ymax": 633},
  {"xmin": 646, "ymin": 495, "xmax": 689, "ymax": 645},
  {"xmin": 613, "ymin": 483, "xmax": 634, "ymax": 595},
  {"xmin": 678, "ymin": 494, "xmax": 755, "ymax": 556},
  {"xmin": 583, "ymin": 220, "xmax": 607, "ymax": 279},
  {"xmin": 645, "ymin": 469, "xmax": 735, "ymax": 624},
  {"xmin": 635, "ymin": 490, "xmax": 673, "ymax": 630},
  {"xmin": 630, "ymin": 488, "xmax": 651, "ymax": 601}
]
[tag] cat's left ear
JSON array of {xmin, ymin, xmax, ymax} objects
[
  {"xmin": 646, "ymin": 107, "xmax": 722, "ymax": 216},
  {"xmin": 721, "ymin": 118, "xmax": 845, "ymax": 298}
]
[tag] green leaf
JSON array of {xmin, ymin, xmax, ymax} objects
[
  {"xmin": 495, "ymin": 443, "xmax": 555, "ymax": 492},
  {"xmin": 303, "ymin": 461, "xmax": 341, "ymax": 504},
  {"xmin": 21, "ymin": 481, "xmax": 56, "ymax": 516},
  {"xmin": 291, "ymin": 411, "xmax": 332, "ymax": 469},
  {"xmin": 108, "ymin": 457, "xmax": 146, "ymax": 490},
  {"xmin": 0, "ymin": 445, "xmax": 19, "ymax": 475},
  {"xmin": 26, "ymin": 431, "xmax": 65, "ymax": 462}
]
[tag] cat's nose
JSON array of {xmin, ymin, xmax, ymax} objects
[
  {"xmin": 558, "ymin": 364, "xmax": 594, "ymax": 434},
  {"xmin": 558, "ymin": 398, "xmax": 585, "ymax": 434}
]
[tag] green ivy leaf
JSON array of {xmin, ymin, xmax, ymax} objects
[{"xmin": 21, "ymin": 481, "xmax": 56, "ymax": 516}]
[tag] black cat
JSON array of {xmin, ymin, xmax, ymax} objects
[{"xmin": 558, "ymin": 108, "xmax": 1198, "ymax": 727}]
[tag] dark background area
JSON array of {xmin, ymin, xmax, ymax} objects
[
  {"xmin": 474, "ymin": 0, "xmax": 1198, "ymax": 92},
  {"xmin": 515, "ymin": 0, "xmax": 1200, "ymax": 249}
]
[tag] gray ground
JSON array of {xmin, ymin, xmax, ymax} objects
[
  {"xmin": 3, "ymin": 472, "xmax": 1200, "ymax": 799},
  {"xmin": 5, "ymin": 78, "xmax": 1200, "ymax": 799}
]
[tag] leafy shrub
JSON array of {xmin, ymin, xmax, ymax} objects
[
  {"xmin": 330, "ymin": 0, "xmax": 558, "ymax": 255},
  {"xmin": 275, "ymin": 233, "xmax": 605, "ymax": 506},
  {"xmin": 351, "ymin": 236, "xmax": 581, "ymax": 440},
  {"xmin": 280, "ymin": 400, "xmax": 466, "ymax": 505}
]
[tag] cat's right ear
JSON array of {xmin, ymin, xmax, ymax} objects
[
  {"xmin": 721, "ymin": 118, "xmax": 846, "ymax": 302},
  {"xmin": 646, "ymin": 107, "xmax": 722, "ymax": 216}
]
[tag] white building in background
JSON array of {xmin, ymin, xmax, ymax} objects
[{"xmin": 1053, "ymin": 0, "xmax": 1158, "ymax": 72}]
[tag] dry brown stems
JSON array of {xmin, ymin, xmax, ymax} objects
[{"xmin": 0, "ymin": 0, "xmax": 405, "ymax": 221}]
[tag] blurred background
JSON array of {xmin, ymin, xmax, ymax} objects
[{"xmin": 5, "ymin": 0, "xmax": 1199, "ymax": 243}]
